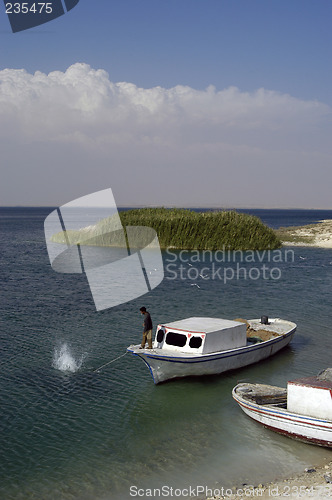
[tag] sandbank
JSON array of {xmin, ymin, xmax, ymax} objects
[{"xmin": 277, "ymin": 220, "xmax": 332, "ymax": 248}]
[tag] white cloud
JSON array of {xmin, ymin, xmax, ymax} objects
[{"xmin": 0, "ymin": 63, "xmax": 331, "ymax": 207}]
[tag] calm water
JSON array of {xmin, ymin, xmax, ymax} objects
[{"xmin": 1, "ymin": 207, "xmax": 332, "ymax": 500}]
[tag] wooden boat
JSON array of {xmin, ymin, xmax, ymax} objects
[
  {"xmin": 127, "ymin": 316, "xmax": 296, "ymax": 384},
  {"xmin": 232, "ymin": 369, "xmax": 332, "ymax": 448}
]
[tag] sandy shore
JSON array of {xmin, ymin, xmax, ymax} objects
[
  {"xmin": 206, "ymin": 458, "xmax": 332, "ymax": 499},
  {"xmin": 277, "ymin": 220, "xmax": 332, "ymax": 248}
]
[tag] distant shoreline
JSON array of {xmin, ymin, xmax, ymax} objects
[
  {"xmin": 3, "ymin": 205, "xmax": 332, "ymax": 210},
  {"xmin": 276, "ymin": 219, "xmax": 332, "ymax": 248}
]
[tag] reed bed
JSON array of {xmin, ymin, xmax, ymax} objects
[
  {"xmin": 119, "ymin": 208, "xmax": 281, "ymax": 250},
  {"xmin": 51, "ymin": 208, "xmax": 281, "ymax": 250}
]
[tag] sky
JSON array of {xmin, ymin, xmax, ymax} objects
[{"xmin": 0, "ymin": 0, "xmax": 331, "ymax": 208}]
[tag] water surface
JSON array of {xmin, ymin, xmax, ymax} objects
[{"xmin": 1, "ymin": 207, "xmax": 331, "ymax": 499}]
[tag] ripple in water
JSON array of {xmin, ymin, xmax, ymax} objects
[{"xmin": 53, "ymin": 343, "xmax": 85, "ymax": 373}]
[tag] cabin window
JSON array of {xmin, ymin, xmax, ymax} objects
[
  {"xmin": 165, "ymin": 331, "xmax": 187, "ymax": 347},
  {"xmin": 189, "ymin": 336, "xmax": 202, "ymax": 348},
  {"xmin": 156, "ymin": 329, "xmax": 165, "ymax": 343}
]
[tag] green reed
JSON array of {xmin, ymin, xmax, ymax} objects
[
  {"xmin": 119, "ymin": 208, "xmax": 281, "ymax": 250},
  {"xmin": 51, "ymin": 208, "xmax": 281, "ymax": 250}
]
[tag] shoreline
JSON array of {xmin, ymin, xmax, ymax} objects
[
  {"xmin": 206, "ymin": 457, "xmax": 332, "ymax": 499},
  {"xmin": 278, "ymin": 219, "xmax": 332, "ymax": 248}
]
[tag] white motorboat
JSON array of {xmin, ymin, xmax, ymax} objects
[
  {"xmin": 127, "ymin": 316, "xmax": 296, "ymax": 384},
  {"xmin": 232, "ymin": 369, "xmax": 332, "ymax": 448}
]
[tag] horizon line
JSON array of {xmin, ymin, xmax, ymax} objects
[{"xmin": 2, "ymin": 205, "xmax": 332, "ymax": 210}]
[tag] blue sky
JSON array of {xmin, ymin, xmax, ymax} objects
[
  {"xmin": 1, "ymin": 1, "xmax": 331, "ymax": 103},
  {"xmin": 0, "ymin": 1, "xmax": 331, "ymax": 207}
]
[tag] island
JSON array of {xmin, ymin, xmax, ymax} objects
[{"xmin": 51, "ymin": 207, "xmax": 282, "ymax": 251}]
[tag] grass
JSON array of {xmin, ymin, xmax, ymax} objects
[
  {"xmin": 275, "ymin": 225, "xmax": 316, "ymax": 245},
  {"xmin": 51, "ymin": 208, "xmax": 282, "ymax": 250}
]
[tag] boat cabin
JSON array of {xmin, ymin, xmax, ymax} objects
[
  {"xmin": 287, "ymin": 369, "xmax": 332, "ymax": 420},
  {"xmin": 154, "ymin": 317, "xmax": 247, "ymax": 354}
]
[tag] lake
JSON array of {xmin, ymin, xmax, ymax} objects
[{"xmin": 0, "ymin": 207, "xmax": 331, "ymax": 499}]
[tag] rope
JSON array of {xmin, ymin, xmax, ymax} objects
[{"xmin": 93, "ymin": 351, "xmax": 128, "ymax": 372}]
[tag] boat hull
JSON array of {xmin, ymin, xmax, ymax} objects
[
  {"xmin": 232, "ymin": 384, "xmax": 332, "ymax": 448},
  {"xmin": 127, "ymin": 325, "xmax": 296, "ymax": 384}
]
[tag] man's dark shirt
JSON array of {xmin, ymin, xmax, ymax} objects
[{"xmin": 143, "ymin": 312, "xmax": 152, "ymax": 332}]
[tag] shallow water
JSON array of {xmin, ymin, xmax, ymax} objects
[{"xmin": 0, "ymin": 207, "xmax": 332, "ymax": 499}]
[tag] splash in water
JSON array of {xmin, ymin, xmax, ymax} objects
[{"xmin": 53, "ymin": 343, "xmax": 85, "ymax": 373}]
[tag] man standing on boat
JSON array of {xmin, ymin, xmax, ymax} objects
[{"xmin": 139, "ymin": 307, "xmax": 153, "ymax": 349}]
